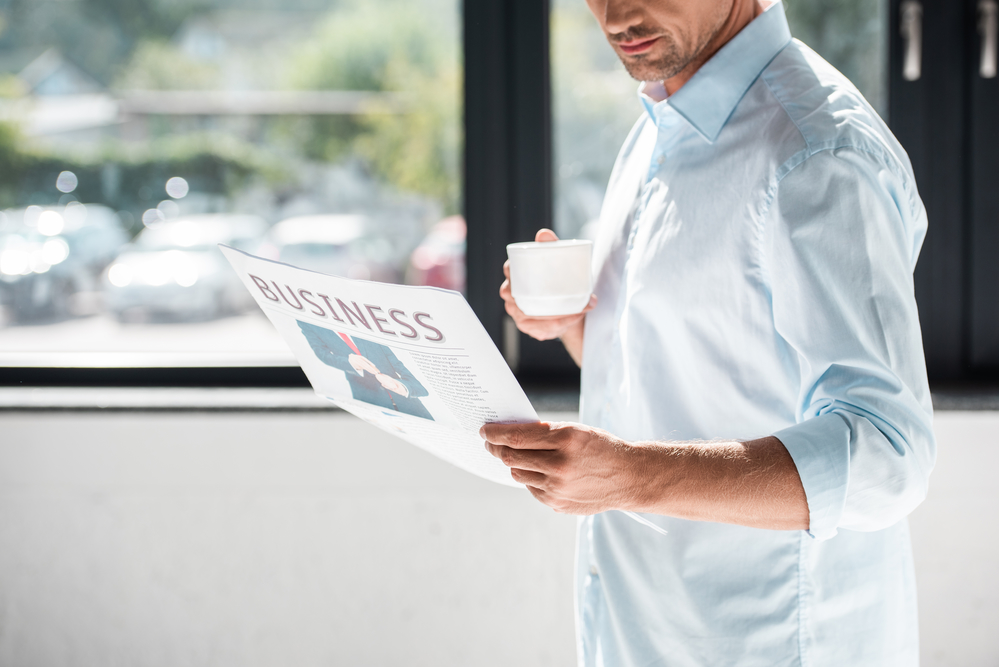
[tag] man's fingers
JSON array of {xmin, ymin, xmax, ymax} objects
[
  {"xmin": 480, "ymin": 421, "xmax": 566, "ymax": 449},
  {"xmin": 510, "ymin": 467, "xmax": 547, "ymax": 487},
  {"xmin": 506, "ymin": 306, "xmax": 583, "ymax": 328},
  {"xmin": 504, "ymin": 302, "xmax": 571, "ymax": 342},
  {"xmin": 525, "ymin": 485, "xmax": 548, "ymax": 504},
  {"xmin": 504, "ymin": 300, "xmax": 594, "ymax": 328},
  {"xmin": 535, "ymin": 228, "xmax": 559, "ymax": 243},
  {"xmin": 503, "ymin": 259, "xmax": 511, "ymax": 280},
  {"xmin": 485, "ymin": 442, "xmax": 560, "ymax": 471},
  {"xmin": 506, "ymin": 310, "xmax": 585, "ymax": 341}
]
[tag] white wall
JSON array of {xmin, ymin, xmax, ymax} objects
[
  {"xmin": 0, "ymin": 409, "xmax": 995, "ymax": 666},
  {"xmin": 909, "ymin": 412, "xmax": 999, "ymax": 667}
]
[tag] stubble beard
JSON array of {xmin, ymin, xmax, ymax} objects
[{"xmin": 618, "ymin": 37, "xmax": 689, "ymax": 82}]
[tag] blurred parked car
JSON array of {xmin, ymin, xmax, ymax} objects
[
  {"xmin": 0, "ymin": 204, "xmax": 128, "ymax": 322},
  {"xmin": 258, "ymin": 214, "xmax": 400, "ymax": 283},
  {"xmin": 406, "ymin": 215, "xmax": 465, "ymax": 293},
  {"xmin": 103, "ymin": 214, "xmax": 266, "ymax": 322}
]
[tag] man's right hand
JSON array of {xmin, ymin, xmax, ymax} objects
[
  {"xmin": 348, "ymin": 354, "xmax": 380, "ymax": 376},
  {"xmin": 500, "ymin": 228, "xmax": 596, "ymax": 366}
]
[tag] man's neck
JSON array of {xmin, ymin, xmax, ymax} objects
[{"xmin": 662, "ymin": 0, "xmax": 768, "ymax": 96}]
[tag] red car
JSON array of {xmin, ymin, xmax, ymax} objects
[{"xmin": 406, "ymin": 215, "xmax": 466, "ymax": 293}]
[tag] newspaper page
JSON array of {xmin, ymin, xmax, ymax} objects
[{"xmin": 220, "ymin": 245, "xmax": 538, "ymax": 488}]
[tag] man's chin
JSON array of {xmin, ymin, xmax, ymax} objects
[{"xmin": 619, "ymin": 56, "xmax": 684, "ymax": 83}]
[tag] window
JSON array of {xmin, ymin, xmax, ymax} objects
[
  {"xmin": 0, "ymin": 0, "xmax": 462, "ymax": 370},
  {"xmin": 2, "ymin": 0, "xmax": 984, "ymax": 384}
]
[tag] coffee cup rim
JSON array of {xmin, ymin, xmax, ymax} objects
[{"xmin": 506, "ymin": 239, "xmax": 592, "ymax": 251}]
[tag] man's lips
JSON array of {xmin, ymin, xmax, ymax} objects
[{"xmin": 617, "ymin": 36, "xmax": 660, "ymax": 55}]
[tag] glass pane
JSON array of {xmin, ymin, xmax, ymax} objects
[
  {"xmin": 550, "ymin": 0, "xmax": 889, "ymax": 241},
  {"xmin": 0, "ymin": 0, "xmax": 461, "ymax": 367},
  {"xmin": 550, "ymin": 0, "xmax": 639, "ymax": 241},
  {"xmin": 784, "ymin": 0, "xmax": 888, "ymax": 116}
]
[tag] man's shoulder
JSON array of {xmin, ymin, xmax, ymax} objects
[{"xmin": 756, "ymin": 40, "xmax": 908, "ymax": 173}]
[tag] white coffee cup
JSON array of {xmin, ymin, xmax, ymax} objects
[{"xmin": 506, "ymin": 239, "xmax": 593, "ymax": 317}]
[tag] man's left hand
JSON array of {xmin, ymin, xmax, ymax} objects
[{"xmin": 480, "ymin": 421, "xmax": 647, "ymax": 515}]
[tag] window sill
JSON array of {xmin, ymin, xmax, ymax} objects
[
  {"xmin": 0, "ymin": 387, "xmax": 335, "ymax": 412},
  {"xmin": 0, "ymin": 386, "xmax": 992, "ymax": 413},
  {"xmin": 0, "ymin": 385, "xmax": 583, "ymax": 413}
]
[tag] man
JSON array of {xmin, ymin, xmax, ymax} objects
[
  {"xmin": 482, "ymin": 0, "xmax": 934, "ymax": 665},
  {"xmin": 297, "ymin": 320, "xmax": 433, "ymax": 420}
]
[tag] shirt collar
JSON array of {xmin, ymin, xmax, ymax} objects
[{"xmin": 639, "ymin": 1, "xmax": 792, "ymax": 143}]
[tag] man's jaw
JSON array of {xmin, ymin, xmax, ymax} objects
[{"xmin": 612, "ymin": 34, "xmax": 688, "ymax": 83}]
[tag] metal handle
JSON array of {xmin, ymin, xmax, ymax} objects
[
  {"xmin": 980, "ymin": 0, "xmax": 997, "ymax": 78},
  {"xmin": 900, "ymin": 0, "xmax": 923, "ymax": 81}
]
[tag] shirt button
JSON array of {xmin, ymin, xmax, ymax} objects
[
  {"xmin": 657, "ymin": 155, "xmax": 665, "ymax": 164},
  {"xmin": 589, "ymin": 565, "xmax": 599, "ymax": 576}
]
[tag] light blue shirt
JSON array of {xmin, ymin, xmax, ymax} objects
[{"xmin": 577, "ymin": 3, "xmax": 935, "ymax": 665}]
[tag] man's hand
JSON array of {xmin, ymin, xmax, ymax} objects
[
  {"xmin": 376, "ymin": 373, "xmax": 409, "ymax": 397},
  {"xmin": 481, "ymin": 421, "xmax": 645, "ymax": 515},
  {"xmin": 348, "ymin": 354, "xmax": 379, "ymax": 376},
  {"xmin": 482, "ymin": 421, "xmax": 810, "ymax": 530},
  {"xmin": 500, "ymin": 228, "xmax": 596, "ymax": 366}
]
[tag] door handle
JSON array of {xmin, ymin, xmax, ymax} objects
[
  {"xmin": 900, "ymin": 0, "xmax": 923, "ymax": 81},
  {"xmin": 980, "ymin": 0, "xmax": 997, "ymax": 78}
]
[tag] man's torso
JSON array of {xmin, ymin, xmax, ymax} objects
[{"xmin": 576, "ymin": 5, "xmax": 926, "ymax": 665}]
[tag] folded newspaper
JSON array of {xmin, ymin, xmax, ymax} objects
[{"xmin": 221, "ymin": 245, "xmax": 537, "ymax": 488}]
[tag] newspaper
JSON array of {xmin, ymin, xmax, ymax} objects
[{"xmin": 220, "ymin": 245, "xmax": 538, "ymax": 488}]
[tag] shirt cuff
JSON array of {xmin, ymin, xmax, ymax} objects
[{"xmin": 773, "ymin": 412, "xmax": 852, "ymax": 540}]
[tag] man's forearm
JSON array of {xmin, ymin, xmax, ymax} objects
[
  {"xmin": 482, "ymin": 421, "xmax": 810, "ymax": 532},
  {"xmin": 629, "ymin": 436, "xmax": 809, "ymax": 531}
]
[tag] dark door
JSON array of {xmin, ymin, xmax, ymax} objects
[
  {"xmin": 891, "ymin": 0, "xmax": 999, "ymax": 381},
  {"xmin": 969, "ymin": 0, "xmax": 999, "ymax": 373}
]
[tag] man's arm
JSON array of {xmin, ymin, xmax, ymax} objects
[
  {"xmin": 488, "ymin": 150, "xmax": 934, "ymax": 537},
  {"xmin": 481, "ymin": 421, "xmax": 808, "ymax": 530}
]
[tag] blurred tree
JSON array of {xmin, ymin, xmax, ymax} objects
[
  {"xmin": 0, "ymin": 0, "xmax": 462, "ymax": 218},
  {"xmin": 79, "ymin": 0, "xmax": 200, "ymax": 41},
  {"xmin": 113, "ymin": 40, "xmax": 220, "ymax": 90},
  {"xmin": 285, "ymin": 0, "xmax": 460, "ymax": 212},
  {"xmin": 0, "ymin": 0, "xmax": 208, "ymax": 86},
  {"xmin": 0, "ymin": 121, "xmax": 28, "ymax": 205},
  {"xmin": 287, "ymin": 1, "xmax": 441, "ymax": 92},
  {"xmin": 357, "ymin": 58, "xmax": 460, "ymax": 214},
  {"xmin": 0, "ymin": 73, "xmax": 25, "ymax": 98},
  {"xmin": 0, "ymin": 120, "xmax": 284, "ymax": 232}
]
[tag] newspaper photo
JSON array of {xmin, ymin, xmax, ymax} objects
[{"xmin": 220, "ymin": 245, "xmax": 538, "ymax": 487}]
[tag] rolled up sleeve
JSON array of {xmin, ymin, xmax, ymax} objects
[{"xmin": 764, "ymin": 146, "xmax": 936, "ymax": 540}]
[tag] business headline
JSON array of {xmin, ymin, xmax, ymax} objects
[{"xmin": 249, "ymin": 273, "xmax": 446, "ymax": 343}]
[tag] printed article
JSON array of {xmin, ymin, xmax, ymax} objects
[{"xmin": 221, "ymin": 245, "xmax": 539, "ymax": 487}]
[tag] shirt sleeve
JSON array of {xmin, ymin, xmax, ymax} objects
[{"xmin": 763, "ymin": 146, "xmax": 936, "ymax": 541}]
